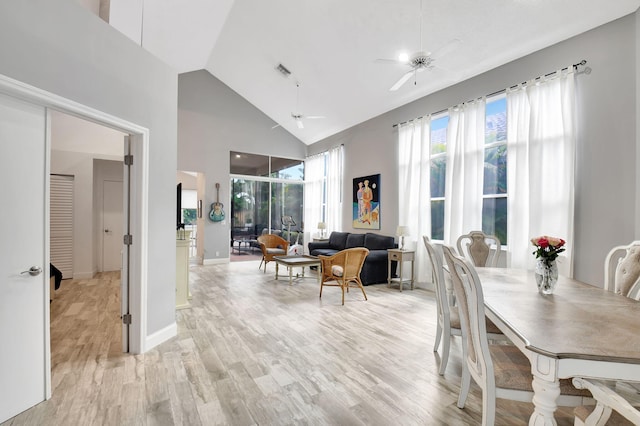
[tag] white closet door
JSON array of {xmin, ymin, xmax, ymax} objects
[{"xmin": 50, "ymin": 174, "xmax": 74, "ymax": 278}]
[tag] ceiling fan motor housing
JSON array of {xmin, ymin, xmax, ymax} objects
[{"xmin": 410, "ymin": 51, "xmax": 434, "ymax": 69}]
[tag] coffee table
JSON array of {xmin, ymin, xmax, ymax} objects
[{"xmin": 274, "ymin": 255, "xmax": 321, "ymax": 286}]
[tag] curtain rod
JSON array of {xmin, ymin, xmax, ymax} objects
[
  {"xmin": 305, "ymin": 143, "xmax": 344, "ymax": 159},
  {"xmin": 392, "ymin": 59, "xmax": 588, "ymax": 128}
]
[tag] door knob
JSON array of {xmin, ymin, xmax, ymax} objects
[
  {"xmin": 21, "ymin": 266, "xmax": 42, "ymax": 276},
  {"xmin": 105, "ymin": 229, "xmax": 110, "ymax": 233}
]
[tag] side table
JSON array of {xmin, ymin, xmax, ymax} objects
[{"xmin": 387, "ymin": 248, "xmax": 415, "ymax": 292}]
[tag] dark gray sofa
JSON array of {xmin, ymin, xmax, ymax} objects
[{"xmin": 308, "ymin": 232, "xmax": 397, "ymax": 285}]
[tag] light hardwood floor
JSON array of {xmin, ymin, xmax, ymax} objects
[{"xmin": 5, "ymin": 261, "xmax": 582, "ymax": 425}]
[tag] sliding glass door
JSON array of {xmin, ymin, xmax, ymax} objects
[{"xmin": 230, "ymin": 152, "xmax": 304, "ymax": 250}]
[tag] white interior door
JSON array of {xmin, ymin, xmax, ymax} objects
[
  {"xmin": 103, "ymin": 180, "xmax": 123, "ymax": 272},
  {"xmin": 0, "ymin": 93, "xmax": 49, "ymax": 422}
]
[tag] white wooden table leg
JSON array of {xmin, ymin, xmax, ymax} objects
[
  {"xmin": 529, "ymin": 375, "xmax": 560, "ymax": 426},
  {"xmin": 289, "ymin": 266, "xmax": 293, "ymax": 285}
]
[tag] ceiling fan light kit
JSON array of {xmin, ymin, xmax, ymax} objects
[{"xmin": 377, "ymin": 0, "xmax": 459, "ymax": 91}]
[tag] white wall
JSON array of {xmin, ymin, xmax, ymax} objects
[
  {"xmin": 51, "ymin": 110, "xmax": 125, "ymax": 156},
  {"xmin": 50, "ymin": 151, "xmax": 122, "ymax": 278},
  {"xmin": 178, "ymin": 70, "xmax": 307, "ymax": 263},
  {"xmin": 0, "ymin": 0, "xmax": 178, "ymax": 340},
  {"xmin": 50, "ymin": 111, "xmax": 126, "ymax": 279},
  {"xmin": 309, "ymin": 12, "xmax": 639, "ymax": 287}
]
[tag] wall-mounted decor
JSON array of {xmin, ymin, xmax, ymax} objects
[
  {"xmin": 353, "ymin": 174, "xmax": 380, "ymax": 230},
  {"xmin": 209, "ymin": 183, "xmax": 225, "ymax": 222}
]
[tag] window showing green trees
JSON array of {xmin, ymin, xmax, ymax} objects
[
  {"xmin": 483, "ymin": 96, "xmax": 508, "ymax": 244},
  {"xmin": 430, "ymin": 115, "xmax": 449, "ymax": 240},
  {"xmin": 230, "ymin": 152, "xmax": 304, "ymax": 245},
  {"xmin": 426, "ymin": 96, "xmax": 507, "ymax": 244}
]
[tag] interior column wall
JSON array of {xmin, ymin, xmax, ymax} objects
[{"xmin": 0, "ymin": 0, "xmax": 178, "ymax": 345}]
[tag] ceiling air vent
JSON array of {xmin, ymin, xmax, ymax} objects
[{"xmin": 276, "ymin": 63, "xmax": 291, "ymax": 77}]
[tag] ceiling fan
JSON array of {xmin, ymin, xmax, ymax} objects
[
  {"xmin": 272, "ymin": 83, "xmax": 325, "ymax": 129},
  {"xmin": 377, "ymin": 1, "xmax": 460, "ymax": 91},
  {"xmin": 290, "ymin": 112, "xmax": 325, "ymax": 129}
]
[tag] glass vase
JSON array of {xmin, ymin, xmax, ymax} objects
[{"xmin": 535, "ymin": 259, "xmax": 558, "ymax": 295}]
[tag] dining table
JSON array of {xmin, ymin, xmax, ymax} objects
[{"xmin": 475, "ymin": 267, "xmax": 640, "ymax": 426}]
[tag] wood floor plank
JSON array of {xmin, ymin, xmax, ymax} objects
[{"xmin": 3, "ymin": 261, "xmax": 597, "ymax": 425}]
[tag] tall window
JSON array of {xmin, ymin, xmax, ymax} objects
[
  {"xmin": 483, "ymin": 96, "xmax": 507, "ymax": 243},
  {"xmin": 304, "ymin": 145, "xmax": 343, "ymax": 236},
  {"xmin": 430, "ymin": 114, "xmax": 448, "ymax": 240},
  {"xmin": 230, "ymin": 152, "xmax": 304, "ymax": 244}
]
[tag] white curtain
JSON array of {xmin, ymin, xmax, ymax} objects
[
  {"xmin": 444, "ymin": 98, "xmax": 486, "ymax": 246},
  {"xmin": 304, "ymin": 152, "xmax": 325, "ymax": 239},
  {"xmin": 325, "ymin": 145, "xmax": 343, "ymax": 233},
  {"xmin": 507, "ymin": 70, "xmax": 576, "ymax": 276},
  {"xmin": 398, "ymin": 117, "xmax": 432, "ymax": 283}
]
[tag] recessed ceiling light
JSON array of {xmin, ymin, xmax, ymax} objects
[{"xmin": 398, "ymin": 53, "xmax": 409, "ymax": 63}]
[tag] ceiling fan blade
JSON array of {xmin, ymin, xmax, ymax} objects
[
  {"xmin": 390, "ymin": 70, "xmax": 415, "ymax": 91},
  {"xmin": 295, "ymin": 119, "xmax": 304, "ymax": 129},
  {"xmin": 306, "ymin": 115, "xmax": 325, "ymax": 119},
  {"xmin": 375, "ymin": 58, "xmax": 405, "ymax": 65}
]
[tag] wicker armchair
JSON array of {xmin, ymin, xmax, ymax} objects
[
  {"xmin": 319, "ymin": 248, "xmax": 369, "ymax": 305},
  {"xmin": 257, "ymin": 234, "xmax": 289, "ymax": 273}
]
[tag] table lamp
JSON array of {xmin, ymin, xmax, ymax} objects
[
  {"xmin": 396, "ymin": 226, "xmax": 410, "ymax": 250},
  {"xmin": 317, "ymin": 222, "xmax": 326, "ymax": 238}
]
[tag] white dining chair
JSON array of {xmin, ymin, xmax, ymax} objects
[
  {"xmin": 603, "ymin": 241, "xmax": 640, "ymax": 395},
  {"xmin": 423, "ymin": 236, "xmax": 504, "ymax": 376},
  {"xmin": 456, "ymin": 230, "xmax": 502, "ymax": 267},
  {"xmin": 604, "ymin": 240, "xmax": 640, "ymax": 300},
  {"xmin": 441, "ymin": 245, "xmax": 590, "ymax": 425},
  {"xmin": 572, "ymin": 378, "xmax": 640, "ymax": 425}
]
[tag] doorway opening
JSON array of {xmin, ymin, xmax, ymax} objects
[{"xmin": 49, "ymin": 111, "xmax": 129, "ymax": 359}]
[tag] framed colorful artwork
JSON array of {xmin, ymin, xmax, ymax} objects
[{"xmin": 353, "ymin": 174, "xmax": 380, "ymax": 230}]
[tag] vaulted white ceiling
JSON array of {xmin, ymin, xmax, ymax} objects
[{"xmin": 108, "ymin": 0, "xmax": 640, "ymax": 145}]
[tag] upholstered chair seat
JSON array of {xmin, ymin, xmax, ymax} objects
[{"xmin": 573, "ymin": 378, "xmax": 640, "ymax": 425}]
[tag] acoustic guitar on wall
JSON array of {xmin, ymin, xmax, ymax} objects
[{"xmin": 209, "ymin": 183, "xmax": 225, "ymax": 222}]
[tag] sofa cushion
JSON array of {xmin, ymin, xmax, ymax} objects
[
  {"xmin": 328, "ymin": 232, "xmax": 350, "ymax": 250},
  {"xmin": 345, "ymin": 233, "xmax": 365, "ymax": 248},
  {"xmin": 364, "ymin": 233, "xmax": 395, "ymax": 250},
  {"xmin": 313, "ymin": 249, "xmax": 339, "ymax": 257}
]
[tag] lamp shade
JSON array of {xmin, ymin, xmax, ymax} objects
[
  {"xmin": 396, "ymin": 226, "xmax": 410, "ymax": 237},
  {"xmin": 317, "ymin": 222, "xmax": 326, "ymax": 230}
]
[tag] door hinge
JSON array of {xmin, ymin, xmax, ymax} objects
[
  {"xmin": 124, "ymin": 154, "xmax": 133, "ymax": 165},
  {"xmin": 123, "ymin": 234, "xmax": 133, "ymax": 245},
  {"xmin": 122, "ymin": 314, "xmax": 132, "ymax": 325}
]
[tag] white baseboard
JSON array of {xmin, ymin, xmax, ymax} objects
[
  {"xmin": 203, "ymin": 258, "xmax": 229, "ymax": 265},
  {"xmin": 73, "ymin": 271, "xmax": 96, "ymax": 280},
  {"xmin": 145, "ymin": 322, "xmax": 177, "ymax": 352}
]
